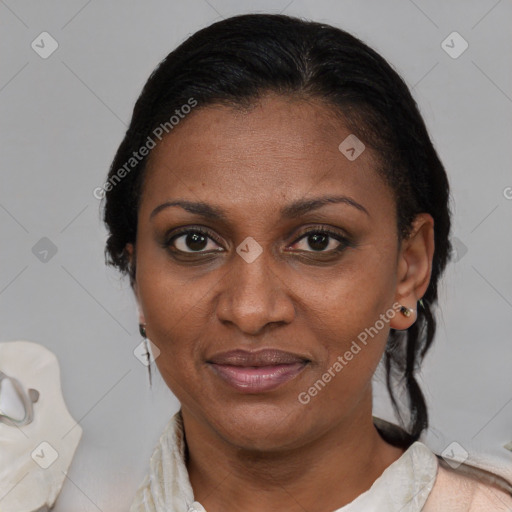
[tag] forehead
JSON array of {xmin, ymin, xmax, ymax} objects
[{"xmin": 140, "ymin": 94, "xmax": 393, "ymax": 219}]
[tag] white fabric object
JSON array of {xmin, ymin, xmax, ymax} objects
[
  {"xmin": 0, "ymin": 341, "xmax": 82, "ymax": 512},
  {"xmin": 129, "ymin": 412, "xmax": 200, "ymax": 512},
  {"xmin": 0, "ymin": 377, "xmax": 27, "ymax": 421}
]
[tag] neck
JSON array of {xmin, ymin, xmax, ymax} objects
[{"xmin": 183, "ymin": 396, "xmax": 405, "ymax": 512}]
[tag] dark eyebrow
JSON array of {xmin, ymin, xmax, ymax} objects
[
  {"xmin": 281, "ymin": 195, "xmax": 369, "ymax": 218},
  {"xmin": 150, "ymin": 195, "xmax": 369, "ymax": 221},
  {"xmin": 150, "ymin": 200, "xmax": 228, "ymax": 221}
]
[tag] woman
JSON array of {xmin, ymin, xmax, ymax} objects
[{"xmin": 101, "ymin": 13, "xmax": 512, "ymax": 511}]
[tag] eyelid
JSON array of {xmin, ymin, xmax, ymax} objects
[
  {"xmin": 165, "ymin": 226, "xmax": 225, "ymax": 251},
  {"xmin": 289, "ymin": 224, "xmax": 352, "ymax": 244},
  {"xmin": 163, "ymin": 223, "xmax": 353, "ymax": 255}
]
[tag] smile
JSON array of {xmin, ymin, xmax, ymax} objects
[
  {"xmin": 209, "ymin": 362, "xmax": 308, "ymax": 393},
  {"xmin": 206, "ymin": 349, "xmax": 310, "ymax": 393}
]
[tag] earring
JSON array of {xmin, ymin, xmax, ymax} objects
[
  {"xmin": 139, "ymin": 323, "xmax": 152, "ymax": 387},
  {"xmin": 399, "ymin": 305, "xmax": 414, "ymax": 318}
]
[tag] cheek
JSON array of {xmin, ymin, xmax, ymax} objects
[
  {"xmin": 302, "ymin": 240, "xmax": 398, "ymax": 335},
  {"xmin": 298, "ymin": 244, "xmax": 398, "ymax": 389},
  {"xmin": 135, "ymin": 257, "xmax": 210, "ymax": 380}
]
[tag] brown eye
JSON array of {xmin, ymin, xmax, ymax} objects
[
  {"xmin": 167, "ymin": 228, "xmax": 223, "ymax": 254},
  {"xmin": 290, "ymin": 228, "xmax": 350, "ymax": 253},
  {"xmin": 303, "ymin": 232, "xmax": 332, "ymax": 251}
]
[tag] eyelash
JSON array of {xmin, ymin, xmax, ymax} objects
[
  {"xmin": 164, "ymin": 225, "xmax": 352, "ymax": 257},
  {"xmin": 289, "ymin": 225, "xmax": 352, "ymax": 255},
  {"xmin": 165, "ymin": 226, "xmax": 223, "ymax": 254}
]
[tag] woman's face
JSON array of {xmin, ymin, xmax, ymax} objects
[{"xmin": 130, "ymin": 94, "xmax": 430, "ymax": 450}]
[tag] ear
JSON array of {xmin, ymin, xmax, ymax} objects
[
  {"xmin": 390, "ymin": 213, "xmax": 435, "ymax": 330},
  {"xmin": 125, "ymin": 243, "xmax": 146, "ymax": 326}
]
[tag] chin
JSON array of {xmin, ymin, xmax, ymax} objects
[{"xmin": 203, "ymin": 398, "xmax": 315, "ymax": 452}]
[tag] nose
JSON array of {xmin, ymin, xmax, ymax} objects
[{"xmin": 215, "ymin": 249, "xmax": 295, "ymax": 336}]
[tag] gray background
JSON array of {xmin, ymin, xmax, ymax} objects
[{"xmin": 1, "ymin": 0, "xmax": 511, "ymax": 510}]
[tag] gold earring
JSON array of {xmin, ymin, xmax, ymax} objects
[{"xmin": 400, "ymin": 306, "xmax": 414, "ymax": 317}]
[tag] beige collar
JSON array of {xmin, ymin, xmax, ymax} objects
[{"xmin": 130, "ymin": 410, "xmax": 511, "ymax": 511}]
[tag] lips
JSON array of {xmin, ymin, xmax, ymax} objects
[{"xmin": 206, "ymin": 349, "xmax": 310, "ymax": 393}]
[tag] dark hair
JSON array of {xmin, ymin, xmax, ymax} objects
[{"xmin": 102, "ymin": 13, "xmax": 451, "ymax": 442}]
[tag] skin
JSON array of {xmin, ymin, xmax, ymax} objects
[{"xmin": 126, "ymin": 93, "xmax": 435, "ymax": 511}]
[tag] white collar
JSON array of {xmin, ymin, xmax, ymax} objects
[
  {"xmin": 130, "ymin": 410, "xmax": 439, "ymax": 512},
  {"xmin": 331, "ymin": 441, "xmax": 437, "ymax": 511}
]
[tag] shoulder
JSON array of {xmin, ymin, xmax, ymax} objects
[
  {"xmin": 423, "ymin": 457, "xmax": 512, "ymax": 511},
  {"xmin": 372, "ymin": 417, "xmax": 512, "ymax": 511}
]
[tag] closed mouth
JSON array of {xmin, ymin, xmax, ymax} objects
[{"xmin": 206, "ymin": 349, "xmax": 310, "ymax": 393}]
